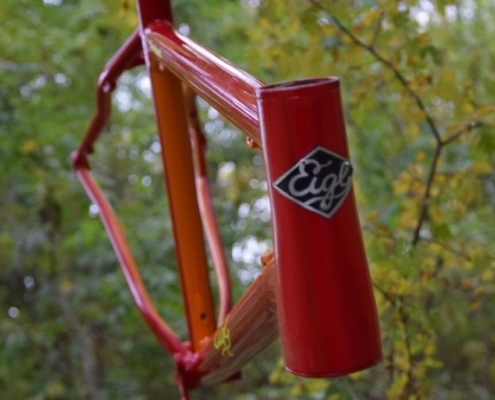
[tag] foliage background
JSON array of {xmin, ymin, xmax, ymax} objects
[{"xmin": 1, "ymin": 0, "xmax": 494, "ymax": 399}]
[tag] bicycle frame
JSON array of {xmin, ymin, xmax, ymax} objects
[{"xmin": 72, "ymin": 1, "xmax": 382, "ymax": 398}]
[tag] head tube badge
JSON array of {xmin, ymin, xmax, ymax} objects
[{"xmin": 273, "ymin": 146, "xmax": 353, "ymax": 219}]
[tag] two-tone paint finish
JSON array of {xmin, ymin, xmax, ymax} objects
[
  {"xmin": 146, "ymin": 21, "xmax": 264, "ymax": 147},
  {"xmin": 72, "ymin": 0, "xmax": 382, "ymax": 397}
]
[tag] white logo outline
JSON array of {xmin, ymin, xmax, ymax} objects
[{"xmin": 273, "ymin": 146, "xmax": 353, "ymax": 219}]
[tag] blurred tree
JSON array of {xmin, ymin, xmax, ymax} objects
[
  {"xmin": 245, "ymin": 0, "xmax": 495, "ymax": 399},
  {"xmin": 0, "ymin": 0, "xmax": 270, "ymax": 398},
  {"xmin": 1, "ymin": 0, "xmax": 494, "ymax": 399}
]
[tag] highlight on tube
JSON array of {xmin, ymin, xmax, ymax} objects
[{"xmin": 70, "ymin": 1, "xmax": 382, "ymax": 398}]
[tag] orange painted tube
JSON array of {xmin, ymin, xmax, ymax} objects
[
  {"xmin": 184, "ymin": 88, "xmax": 232, "ymax": 325},
  {"xmin": 145, "ymin": 21, "xmax": 264, "ymax": 147},
  {"xmin": 148, "ymin": 57, "xmax": 216, "ymax": 351}
]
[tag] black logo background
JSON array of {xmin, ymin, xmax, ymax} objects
[{"xmin": 273, "ymin": 146, "xmax": 353, "ymax": 219}]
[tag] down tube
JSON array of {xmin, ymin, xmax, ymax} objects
[{"xmin": 196, "ymin": 260, "xmax": 278, "ymax": 387}]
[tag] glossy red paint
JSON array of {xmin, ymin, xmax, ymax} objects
[
  {"xmin": 136, "ymin": 0, "xmax": 173, "ymax": 27},
  {"xmin": 73, "ymin": 165, "xmax": 187, "ymax": 356},
  {"xmin": 145, "ymin": 21, "xmax": 264, "ymax": 146},
  {"xmin": 197, "ymin": 259, "xmax": 278, "ymax": 387},
  {"xmin": 73, "ymin": 4, "xmax": 382, "ymax": 395},
  {"xmin": 258, "ymin": 78, "xmax": 382, "ymax": 376},
  {"xmin": 72, "ymin": 29, "xmax": 143, "ymax": 169}
]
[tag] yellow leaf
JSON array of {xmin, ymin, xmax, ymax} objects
[
  {"xmin": 387, "ymin": 372, "xmax": 408, "ymax": 400},
  {"xmin": 366, "ymin": 211, "xmax": 379, "ymax": 223},
  {"xmin": 361, "ymin": 7, "xmax": 382, "ymax": 28},
  {"xmin": 463, "ymin": 102, "xmax": 474, "ymax": 114},
  {"xmin": 449, "ymin": 177, "xmax": 460, "ymax": 189},
  {"xmin": 472, "ymin": 160, "xmax": 492, "ymax": 175},
  {"xmin": 445, "ymin": 121, "xmax": 465, "ymax": 135},
  {"xmin": 393, "ymin": 278, "xmax": 413, "ymax": 296},
  {"xmin": 408, "ymin": 124, "xmax": 421, "ymax": 139},
  {"xmin": 307, "ymin": 379, "xmax": 331, "ymax": 392},
  {"xmin": 260, "ymin": 18, "xmax": 270, "ymax": 28},
  {"xmin": 482, "ymin": 269, "xmax": 494, "ymax": 283},
  {"xmin": 290, "ymin": 383, "xmax": 303, "ymax": 397},
  {"xmin": 321, "ymin": 24, "xmax": 337, "ymax": 36},
  {"xmin": 430, "ymin": 184, "xmax": 440, "ymax": 197},
  {"xmin": 60, "ymin": 280, "xmax": 73, "ymax": 293},
  {"xmin": 20, "ymin": 140, "xmax": 36, "ymax": 155},
  {"xmin": 424, "ymin": 358, "xmax": 443, "ymax": 368},
  {"xmin": 474, "ymin": 105, "xmax": 495, "ymax": 119},
  {"xmin": 412, "ymin": 364, "xmax": 427, "ymax": 378},
  {"xmin": 415, "ymin": 152, "xmax": 426, "ymax": 162},
  {"xmin": 439, "ymin": 67, "xmax": 456, "ymax": 83},
  {"xmin": 424, "ymin": 344, "xmax": 435, "ymax": 356},
  {"xmin": 393, "ymin": 181, "xmax": 409, "ymax": 195},
  {"xmin": 347, "ymin": 44, "xmax": 364, "ymax": 64},
  {"xmin": 416, "ymin": 32, "xmax": 431, "ymax": 48},
  {"xmin": 411, "ymin": 109, "xmax": 425, "ymax": 123},
  {"xmin": 319, "ymin": 1, "xmax": 351, "ymax": 19},
  {"xmin": 398, "ymin": 199, "xmax": 419, "ymax": 229},
  {"xmin": 349, "ymin": 370, "xmax": 363, "ymax": 380}
]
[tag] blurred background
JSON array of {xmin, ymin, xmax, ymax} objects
[{"xmin": 1, "ymin": 0, "xmax": 495, "ymax": 398}]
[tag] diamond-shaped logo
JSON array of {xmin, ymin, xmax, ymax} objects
[{"xmin": 273, "ymin": 146, "xmax": 353, "ymax": 219}]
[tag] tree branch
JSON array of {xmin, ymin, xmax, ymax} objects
[
  {"xmin": 397, "ymin": 298, "xmax": 415, "ymax": 399},
  {"xmin": 309, "ymin": 0, "xmax": 442, "ymax": 145},
  {"xmin": 370, "ymin": 11, "xmax": 384, "ymax": 48},
  {"xmin": 421, "ymin": 237, "xmax": 473, "ymax": 261},
  {"xmin": 411, "ymin": 145, "xmax": 442, "ymax": 246},
  {"xmin": 373, "ymin": 283, "xmax": 397, "ymax": 306},
  {"xmin": 412, "ymin": 121, "xmax": 484, "ymax": 245},
  {"xmin": 443, "ymin": 121, "xmax": 484, "ymax": 146},
  {"xmin": 309, "ymin": 1, "xmax": 489, "ymax": 247}
]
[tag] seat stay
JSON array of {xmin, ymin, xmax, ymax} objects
[
  {"xmin": 73, "ymin": 29, "xmax": 143, "ymax": 169},
  {"xmin": 74, "ymin": 166, "xmax": 187, "ymax": 356}
]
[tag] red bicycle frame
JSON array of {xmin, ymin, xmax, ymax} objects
[{"xmin": 72, "ymin": 1, "xmax": 381, "ymax": 398}]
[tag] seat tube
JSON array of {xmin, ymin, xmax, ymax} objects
[
  {"xmin": 137, "ymin": 0, "xmax": 216, "ymax": 351},
  {"xmin": 257, "ymin": 78, "xmax": 382, "ymax": 376}
]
